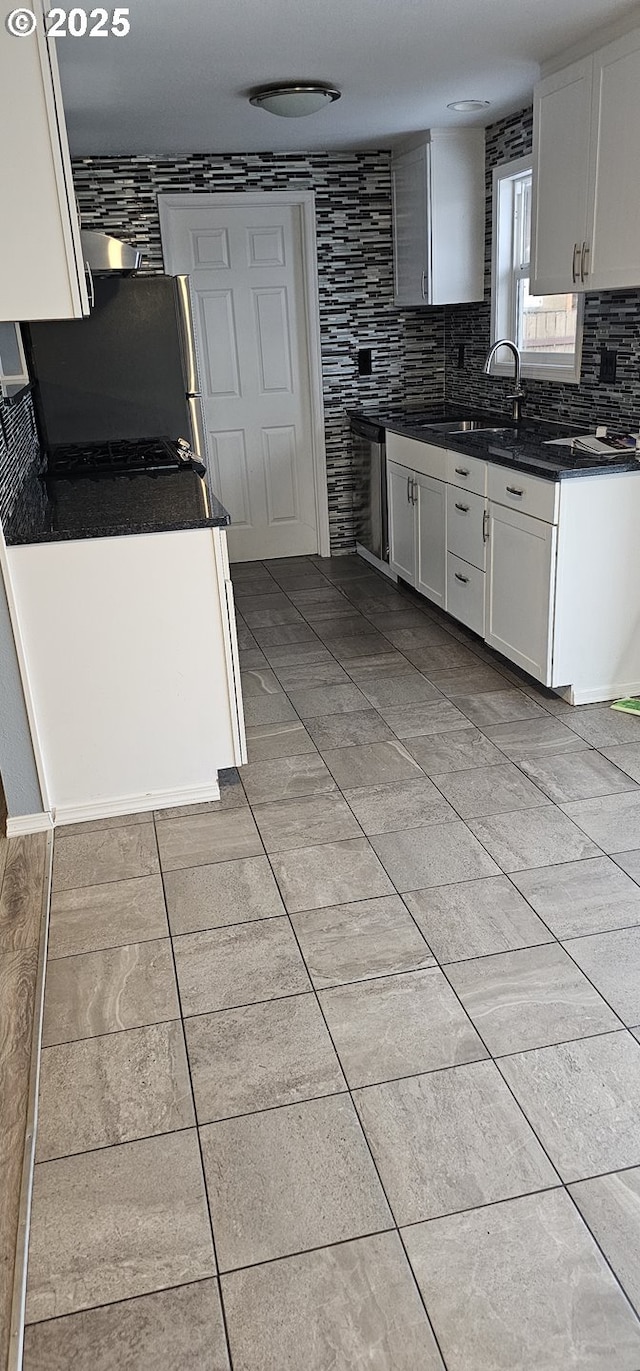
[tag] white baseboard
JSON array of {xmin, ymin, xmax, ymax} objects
[
  {"xmin": 6, "ymin": 812, "xmax": 54, "ymax": 837},
  {"xmin": 562, "ymin": 682, "xmax": 640, "ymax": 706},
  {"xmin": 355, "ymin": 543, "xmax": 398, "ymax": 581},
  {"xmin": 52, "ymin": 781, "xmax": 222, "ymax": 828}
]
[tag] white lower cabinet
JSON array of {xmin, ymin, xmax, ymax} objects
[
  {"xmin": 485, "ymin": 502, "xmax": 557, "ymax": 684},
  {"xmin": 447, "ymin": 553, "xmax": 485, "ymax": 635},
  {"xmin": 416, "ymin": 472, "xmax": 446, "ymax": 608},
  {"xmin": 388, "ymin": 460, "xmax": 417, "ymax": 585}
]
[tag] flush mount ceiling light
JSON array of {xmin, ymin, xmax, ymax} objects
[
  {"xmin": 249, "ymin": 84, "xmax": 341, "ymax": 117},
  {"xmin": 447, "ymin": 99, "xmax": 491, "ymax": 112}
]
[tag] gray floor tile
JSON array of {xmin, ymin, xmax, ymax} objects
[
  {"xmin": 355, "ymin": 1061, "xmax": 557, "ymax": 1224},
  {"xmin": 329, "ymin": 633, "xmax": 397, "ymax": 661},
  {"xmin": 359, "ymin": 675, "xmax": 444, "ymax": 710},
  {"xmin": 499, "ymin": 1031, "xmax": 640, "ymax": 1181},
  {"xmin": 450, "ymin": 689, "xmax": 547, "ymax": 727},
  {"xmin": 164, "ymin": 856, "xmax": 285, "ymax": 935},
  {"xmin": 56, "ymin": 811, "xmax": 153, "ymax": 838},
  {"xmin": 468, "ymin": 807, "xmax": 599, "ymax": 872},
  {"xmin": 242, "ymin": 604, "xmax": 303, "ymax": 628},
  {"xmin": 313, "ymin": 613, "xmax": 380, "ymax": 640},
  {"xmin": 263, "ymin": 641, "xmax": 333, "ymax": 667},
  {"xmin": 403, "ymin": 1188, "xmax": 640, "ymax": 1371},
  {"xmin": 424, "ymin": 666, "xmax": 512, "ymax": 697},
  {"xmin": 174, "ymin": 918, "xmax": 310, "ymax": 1015},
  {"xmin": 570, "ymin": 1168, "xmax": 640, "ymax": 1315},
  {"xmin": 447, "ymin": 943, "xmax": 620, "ymax": 1055},
  {"xmin": 378, "ymin": 699, "xmax": 470, "ymax": 740},
  {"xmin": 511, "ymin": 857, "xmax": 640, "ymax": 938},
  {"xmin": 26, "ymin": 1131, "xmax": 215, "ymax": 1323},
  {"xmin": 345, "ymin": 652, "xmax": 425, "ymax": 681},
  {"xmin": 156, "ymin": 809, "xmax": 262, "ymax": 871},
  {"xmin": 253, "ymin": 791, "xmax": 362, "ymax": 852},
  {"xmin": 221, "ymin": 1233, "xmax": 444, "ymax": 1371},
  {"xmin": 42, "ymin": 940, "xmax": 179, "ymax": 1047},
  {"xmin": 562, "ymin": 706, "xmax": 640, "ymax": 747},
  {"xmin": 271, "ymin": 837, "xmax": 394, "ymax": 913},
  {"xmin": 48, "ymin": 875, "xmax": 168, "ymax": 959},
  {"xmin": 287, "ymin": 682, "xmax": 371, "ymax": 720},
  {"xmin": 36, "ymin": 1021, "xmax": 194, "ymax": 1160},
  {"xmin": 306, "ymin": 709, "xmax": 396, "ymax": 750},
  {"xmin": 287, "ymin": 588, "xmax": 350, "ymax": 611},
  {"xmin": 601, "ymin": 742, "xmax": 640, "ymax": 784},
  {"xmin": 562, "ymin": 792, "xmax": 640, "ymax": 854},
  {"xmin": 243, "ymin": 692, "xmax": 298, "ymax": 727},
  {"xmin": 322, "ymin": 739, "xmax": 425, "ymax": 790},
  {"xmin": 405, "ymin": 642, "xmax": 483, "ymax": 672},
  {"xmin": 236, "ymin": 591, "xmax": 292, "ymax": 614},
  {"xmin": 291, "ymin": 895, "xmax": 433, "ymax": 988},
  {"xmin": 319, "ymin": 967, "xmax": 486, "ymax": 1087},
  {"xmin": 517, "ymin": 749, "xmax": 638, "ymax": 803},
  {"xmin": 433, "ymin": 762, "xmax": 550, "ymax": 819},
  {"xmin": 272, "ymin": 660, "xmax": 350, "ymax": 689},
  {"xmin": 23, "ymin": 1280, "xmax": 230, "ymax": 1371},
  {"xmin": 200, "ymin": 1094, "xmax": 392, "ymax": 1271},
  {"xmin": 343, "ymin": 777, "xmax": 458, "ymax": 834},
  {"xmin": 614, "ymin": 849, "xmax": 640, "ymax": 883},
  {"xmin": 371, "ymin": 821, "xmax": 500, "ymax": 892},
  {"xmin": 483, "ymin": 715, "xmax": 589, "ymax": 760},
  {"xmin": 404, "ymin": 727, "xmax": 506, "ymax": 776},
  {"xmin": 154, "ymin": 769, "xmax": 248, "ymax": 820},
  {"xmin": 52, "ymin": 825, "xmax": 159, "ymax": 892},
  {"xmin": 185, "ymin": 994, "xmax": 345, "ymax": 1122},
  {"xmin": 245, "ymin": 719, "xmax": 317, "ymax": 761},
  {"xmin": 382, "ymin": 625, "xmax": 454, "ymax": 652},
  {"xmin": 564, "ymin": 926, "xmax": 640, "ymax": 1026},
  {"xmin": 238, "ymin": 666, "xmax": 282, "ymax": 698},
  {"xmin": 404, "ymin": 876, "xmax": 553, "ymax": 963},
  {"xmin": 240, "ymin": 754, "xmax": 335, "ymax": 806},
  {"xmin": 254, "ymin": 623, "xmax": 319, "ymax": 648}
]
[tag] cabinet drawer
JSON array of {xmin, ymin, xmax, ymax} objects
[
  {"xmin": 446, "ymin": 486, "xmax": 486, "ymax": 571},
  {"xmin": 446, "ymin": 450, "xmax": 487, "ymax": 496},
  {"xmin": 447, "ymin": 554, "xmax": 485, "ymax": 636},
  {"xmin": 386, "ymin": 431, "xmax": 447, "ymax": 481},
  {"xmin": 488, "ymin": 465, "xmax": 559, "ymax": 523}
]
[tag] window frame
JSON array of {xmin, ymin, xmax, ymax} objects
[{"xmin": 490, "ymin": 154, "xmax": 583, "ymax": 385}]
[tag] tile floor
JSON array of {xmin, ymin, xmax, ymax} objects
[{"xmin": 22, "ymin": 553, "xmax": 640, "ymax": 1370}]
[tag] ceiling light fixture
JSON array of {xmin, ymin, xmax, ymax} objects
[
  {"xmin": 447, "ymin": 99, "xmax": 491, "ymax": 113},
  {"xmin": 249, "ymin": 84, "xmax": 341, "ymax": 118}
]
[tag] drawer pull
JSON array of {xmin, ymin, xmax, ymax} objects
[
  {"xmin": 454, "ymin": 502, "xmax": 469, "ymax": 513},
  {"xmin": 454, "ymin": 467, "xmax": 470, "ymax": 476},
  {"xmin": 506, "ymin": 485, "xmax": 524, "ymax": 497},
  {"xmin": 454, "ymin": 572, "xmax": 469, "ymax": 584}
]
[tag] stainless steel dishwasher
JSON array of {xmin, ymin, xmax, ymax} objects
[{"xmin": 348, "ymin": 412, "xmax": 389, "ymax": 565}]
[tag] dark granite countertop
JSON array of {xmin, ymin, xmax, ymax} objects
[
  {"xmin": 348, "ymin": 407, "xmax": 640, "ymax": 481},
  {"xmin": 4, "ymin": 466, "xmax": 230, "ymax": 546}
]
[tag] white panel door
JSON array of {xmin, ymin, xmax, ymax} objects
[
  {"xmin": 486, "ymin": 503, "xmax": 557, "ymax": 685},
  {"xmin": 388, "ymin": 460, "xmax": 416, "ymax": 585},
  {"xmin": 587, "ymin": 30, "xmax": 640, "ymax": 290},
  {"xmin": 161, "ymin": 200, "xmax": 319, "ymax": 561},
  {"xmin": 416, "ymin": 472, "xmax": 446, "ymax": 609},
  {"xmin": 531, "ymin": 58, "xmax": 592, "ymax": 294}
]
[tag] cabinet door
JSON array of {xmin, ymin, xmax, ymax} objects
[
  {"xmin": 391, "ymin": 147, "xmax": 429, "ymax": 307},
  {"xmin": 586, "ymin": 30, "xmax": 640, "ymax": 291},
  {"xmin": 0, "ymin": 0, "xmax": 88, "ymax": 320},
  {"xmin": 531, "ymin": 58, "xmax": 592, "ymax": 295},
  {"xmin": 486, "ymin": 503, "xmax": 557, "ymax": 685},
  {"xmin": 416, "ymin": 472, "xmax": 446, "ymax": 609},
  {"xmin": 388, "ymin": 461, "xmax": 416, "ymax": 585}
]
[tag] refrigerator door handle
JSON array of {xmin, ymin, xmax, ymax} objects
[
  {"xmin": 175, "ymin": 275, "xmax": 201, "ymax": 395},
  {"xmin": 187, "ymin": 394, "xmax": 208, "ymax": 464}
]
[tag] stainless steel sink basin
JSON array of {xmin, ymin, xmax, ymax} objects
[{"xmin": 424, "ymin": 419, "xmax": 515, "ymax": 435}]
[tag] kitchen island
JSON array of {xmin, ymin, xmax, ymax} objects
[
  {"xmin": 351, "ymin": 407, "xmax": 640, "ymax": 706},
  {"xmin": 2, "ymin": 463, "xmax": 246, "ymax": 834}
]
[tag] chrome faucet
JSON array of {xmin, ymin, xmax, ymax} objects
[{"xmin": 483, "ymin": 339, "xmax": 525, "ymax": 423}]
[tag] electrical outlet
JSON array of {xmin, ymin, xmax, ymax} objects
[
  {"xmin": 357, "ymin": 348, "xmax": 372, "ymax": 377},
  {"xmin": 599, "ymin": 347, "xmax": 617, "ymax": 384},
  {"xmin": 457, "ymin": 344, "xmax": 465, "ymax": 369}
]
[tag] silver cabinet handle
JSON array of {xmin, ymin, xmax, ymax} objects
[
  {"xmin": 85, "ymin": 261, "xmax": 95, "ymax": 309},
  {"xmin": 506, "ymin": 485, "xmax": 524, "ymax": 497},
  {"xmin": 454, "ymin": 502, "xmax": 469, "ymax": 513},
  {"xmin": 581, "ymin": 241, "xmax": 590, "ymax": 281},
  {"xmin": 454, "ymin": 572, "xmax": 469, "ymax": 584},
  {"xmin": 407, "ymin": 474, "xmax": 412, "ymax": 504},
  {"xmin": 421, "ymin": 270, "xmax": 427, "ymax": 300},
  {"xmin": 454, "ymin": 466, "xmax": 470, "ymax": 477},
  {"xmin": 572, "ymin": 242, "xmax": 581, "ymax": 284},
  {"xmin": 411, "ymin": 477, "xmax": 418, "ymax": 505},
  {"xmin": 483, "ymin": 509, "xmax": 489, "ymax": 542}
]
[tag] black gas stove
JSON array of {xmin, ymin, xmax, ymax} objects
[{"xmin": 46, "ymin": 437, "xmax": 206, "ymax": 479}]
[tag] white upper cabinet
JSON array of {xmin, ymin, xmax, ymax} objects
[
  {"xmin": 391, "ymin": 130, "xmax": 485, "ymax": 306},
  {"xmin": 0, "ymin": 0, "xmax": 89, "ymax": 320},
  {"xmin": 531, "ymin": 27, "xmax": 640, "ymax": 294}
]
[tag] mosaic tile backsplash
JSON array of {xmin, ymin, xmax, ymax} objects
[
  {"xmin": 0, "ymin": 391, "xmax": 44, "ymax": 543},
  {"xmin": 71, "ymin": 151, "xmax": 445, "ymax": 551}
]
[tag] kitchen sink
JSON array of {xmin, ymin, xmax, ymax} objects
[{"xmin": 423, "ymin": 419, "xmax": 516, "ymax": 435}]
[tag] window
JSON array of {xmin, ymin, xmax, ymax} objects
[{"xmin": 491, "ymin": 155, "xmax": 583, "ymax": 384}]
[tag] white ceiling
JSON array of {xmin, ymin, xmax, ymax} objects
[{"xmin": 59, "ymin": 0, "xmax": 640, "ymax": 156}]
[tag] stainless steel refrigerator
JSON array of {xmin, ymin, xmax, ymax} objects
[{"xmin": 26, "ymin": 275, "xmax": 207, "ymax": 462}]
